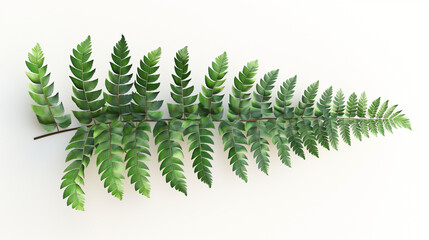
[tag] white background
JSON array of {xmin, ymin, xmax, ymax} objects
[{"xmin": 0, "ymin": 0, "xmax": 428, "ymax": 239}]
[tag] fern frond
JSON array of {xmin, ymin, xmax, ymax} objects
[
  {"xmin": 227, "ymin": 60, "xmax": 259, "ymax": 121},
  {"xmin": 295, "ymin": 81, "xmax": 319, "ymax": 157},
  {"xmin": 357, "ymin": 92, "xmax": 368, "ymax": 118},
  {"xmin": 153, "ymin": 119, "xmax": 187, "ymax": 195},
  {"xmin": 345, "ymin": 92, "xmax": 358, "ymax": 117},
  {"xmin": 246, "ymin": 120, "xmax": 271, "ymax": 174},
  {"xmin": 384, "ymin": 104, "xmax": 398, "ymax": 118},
  {"xmin": 350, "ymin": 119, "xmax": 362, "ymax": 141},
  {"xmin": 360, "ymin": 119, "xmax": 370, "ymax": 138},
  {"xmin": 26, "ymin": 44, "xmax": 71, "ymax": 131},
  {"xmin": 199, "ymin": 52, "xmax": 228, "ymax": 121},
  {"xmin": 245, "ymin": 70, "xmax": 278, "ymax": 173},
  {"xmin": 219, "ymin": 120, "xmax": 248, "ymax": 182},
  {"xmin": 314, "ymin": 86, "xmax": 333, "ymax": 149},
  {"xmin": 167, "ymin": 46, "xmax": 198, "ymax": 119},
  {"xmin": 250, "ymin": 69, "xmax": 278, "ymax": 118},
  {"xmin": 132, "ymin": 47, "xmax": 164, "ymax": 121},
  {"xmin": 27, "ymin": 37, "xmax": 414, "ymax": 211},
  {"xmin": 390, "ymin": 113, "xmax": 412, "ymax": 130},
  {"xmin": 93, "ymin": 121, "xmax": 125, "ymax": 199},
  {"xmin": 69, "ymin": 36, "xmax": 105, "ymax": 124},
  {"xmin": 295, "ymin": 81, "xmax": 319, "ymax": 116},
  {"xmin": 297, "ymin": 117, "xmax": 319, "ymax": 157},
  {"xmin": 61, "ymin": 126, "xmax": 94, "ymax": 210},
  {"xmin": 368, "ymin": 97, "xmax": 381, "ymax": 118},
  {"xmin": 104, "ymin": 35, "xmax": 133, "ymax": 121},
  {"xmin": 267, "ymin": 119, "xmax": 291, "ymax": 167},
  {"xmin": 332, "ymin": 90, "xmax": 345, "ymax": 117},
  {"xmin": 313, "ymin": 118, "xmax": 330, "ymax": 150},
  {"xmin": 274, "ymin": 75, "xmax": 296, "ymax": 118},
  {"xmin": 122, "ymin": 121, "xmax": 151, "ymax": 197},
  {"xmin": 339, "ymin": 119, "xmax": 351, "ymax": 145},
  {"xmin": 183, "ymin": 117, "xmax": 215, "ymax": 187},
  {"xmin": 285, "ymin": 119, "xmax": 306, "ymax": 159}
]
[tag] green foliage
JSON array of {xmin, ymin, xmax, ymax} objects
[
  {"xmin": 94, "ymin": 121, "xmax": 125, "ymax": 199},
  {"xmin": 61, "ymin": 126, "xmax": 94, "ymax": 210},
  {"xmin": 339, "ymin": 119, "xmax": 351, "ymax": 145},
  {"xmin": 245, "ymin": 70, "xmax": 278, "ymax": 174},
  {"xmin": 246, "ymin": 120, "xmax": 271, "ymax": 174},
  {"xmin": 273, "ymin": 77, "xmax": 304, "ymax": 159},
  {"xmin": 26, "ymin": 44, "xmax": 71, "ymax": 132},
  {"xmin": 199, "ymin": 52, "xmax": 228, "ymax": 120},
  {"xmin": 153, "ymin": 119, "xmax": 187, "ymax": 195},
  {"xmin": 183, "ymin": 117, "xmax": 215, "ymax": 187},
  {"xmin": 295, "ymin": 81, "xmax": 319, "ymax": 116},
  {"xmin": 27, "ymin": 36, "xmax": 412, "ymax": 210},
  {"xmin": 132, "ymin": 47, "xmax": 164, "ymax": 121},
  {"xmin": 295, "ymin": 81, "xmax": 319, "ymax": 157},
  {"xmin": 274, "ymin": 75, "xmax": 296, "ymax": 118},
  {"xmin": 345, "ymin": 93, "xmax": 358, "ymax": 118},
  {"xmin": 266, "ymin": 119, "xmax": 291, "ymax": 167},
  {"xmin": 219, "ymin": 120, "xmax": 248, "ymax": 182},
  {"xmin": 314, "ymin": 86, "xmax": 333, "ymax": 149},
  {"xmin": 357, "ymin": 92, "xmax": 368, "ymax": 118},
  {"xmin": 104, "ymin": 35, "xmax": 133, "ymax": 121},
  {"xmin": 218, "ymin": 60, "xmax": 259, "ymax": 181},
  {"xmin": 122, "ymin": 121, "xmax": 151, "ymax": 197},
  {"xmin": 286, "ymin": 118, "xmax": 306, "ymax": 159},
  {"xmin": 250, "ymin": 69, "xmax": 278, "ymax": 118},
  {"xmin": 70, "ymin": 36, "xmax": 105, "ymax": 124},
  {"xmin": 227, "ymin": 60, "xmax": 259, "ymax": 121},
  {"xmin": 167, "ymin": 46, "xmax": 198, "ymax": 119}
]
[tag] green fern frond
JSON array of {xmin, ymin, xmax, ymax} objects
[
  {"xmin": 27, "ymin": 36, "xmax": 413, "ymax": 210},
  {"xmin": 122, "ymin": 121, "xmax": 151, "ymax": 197},
  {"xmin": 339, "ymin": 119, "xmax": 351, "ymax": 145},
  {"xmin": 314, "ymin": 86, "xmax": 333, "ymax": 149},
  {"xmin": 199, "ymin": 52, "xmax": 228, "ymax": 121},
  {"xmin": 219, "ymin": 120, "xmax": 248, "ymax": 182},
  {"xmin": 357, "ymin": 92, "xmax": 368, "ymax": 118},
  {"xmin": 368, "ymin": 97, "xmax": 381, "ymax": 118},
  {"xmin": 183, "ymin": 117, "xmax": 215, "ymax": 187},
  {"xmin": 246, "ymin": 120, "xmax": 271, "ymax": 174},
  {"xmin": 245, "ymin": 70, "xmax": 278, "ymax": 174},
  {"xmin": 167, "ymin": 46, "xmax": 198, "ymax": 119},
  {"xmin": 345, "ymin": 92, "xmax": 358, "ymax": 117},
  {"xmin": 26, "ymin": 44, "xmax": 71, "ymax": 132},
  {"xmin": 250, "ymin": 69, "xmax": 278, "ymax": 118},
  {"xmin": 132, "ymin": 47, "xmax": 164, "ymax": 121},
  {"xmin": 350, "ymin": 119, "xmax": 363, "ymax": 141},
  {"xmin": 297, "ymin": 117, "xmax": 319, "ymax": 157},
  {"xmin": 227, "ymin": 60, "xmax": 259, "ymax": 121},
  {"xmin": 274, "ymin": 75, "xmax": 296, "ymax": 118},
  {"xmin": 390, "ymin": 113, "xmax": 412, "ymax": 130},
  {"xmin": 70, "ymin": 36, "xmax": 105, "ymax": 124},
  {"xmin": 313, "ymin": 118, "xmax": 330, "ymax": 150},
  {"xmin": 360, "ymin": 119, "xmax": 370, "ymax": 138},
  {"xmin": 61, "ymin": 126, "xmax": 94, "ymax": 211},
  {"xmin": 153, "ymin": 119, "xmax": 187, "ymax": 195},
  {"xmin": 332, "ymin": 90, "xmax": 345, "ymax": 117},
  {"xmin": 295, "ymin": 81, "xmax": 319, "ymax": 157},
  {"xmin": 94, "ymin": 121, "xmax": 125, "ymax": 199},
  {"xmin": 266, "ymin": 119, "xmax": 291, "ymax": 167},
  {"xmin": 286, "ymin": 119, "xmax": 306, "ymax": 159},
  {"xmin": 104, "ymin": 35, "xmax": 133, "ymax": 121},
  {"xmin": 295, "ymin": 81, "xmax": 319, "ymax": 116}
]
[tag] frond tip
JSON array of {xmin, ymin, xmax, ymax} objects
[{"xmin": 26, "ymin": 44, "xmax": 71, "ymax": 132}]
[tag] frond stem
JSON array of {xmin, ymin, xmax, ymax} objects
[{"xmin": 33, "ymin": 116, "xmax": 388, "ymax": 140}]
